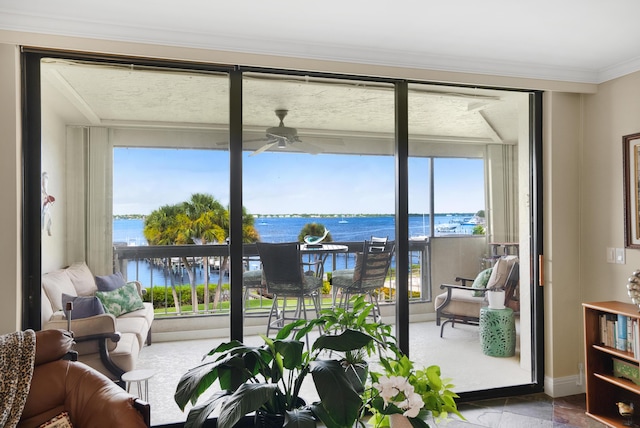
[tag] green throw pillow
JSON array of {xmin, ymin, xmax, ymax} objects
[
  {"xmin": 95, "ymin": 281, "xmax": 145, "ymax": 317},
  {"xmin": 471, "ymin": 267, "xmax": 493, "ymax": 297}
]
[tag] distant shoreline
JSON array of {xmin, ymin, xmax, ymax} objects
[{"xmin": 113, "ymin": 212, "xmax": 477, "ymax": 220}]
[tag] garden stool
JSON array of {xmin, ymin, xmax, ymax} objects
[
  {"xmin": 121, "ymin": 369, "xmax": 155, "ymax": 402},
  {"xmin": 479, "ymin": 307, "xmax": 516, "ymax": 357}
]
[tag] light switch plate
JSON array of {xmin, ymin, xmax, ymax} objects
[
  {"xmin": 607, "ymin": 247, "xmax": 616, "ymax": 263},
  {"xmin": 616, "ymin": 247, "xmax": 626, "ymax": 264}
]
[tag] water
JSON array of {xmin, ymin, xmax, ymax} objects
[{"xmin": 113, "ymin": 214, "xmax": 478, "ymax": 286}]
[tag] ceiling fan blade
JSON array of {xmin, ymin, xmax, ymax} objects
[
  {"xmin": 249, "ymin": 141, "xmax": 278, "ymax": 156},
  {"xmin": 293, "ymin": 140, "xmax": 323, "ymax": 155}
]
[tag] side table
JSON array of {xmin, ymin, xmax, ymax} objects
[
  {"xmin": 479, "ymin": 307, "xmax": 516, "ymax": 357},
  {"xmin": 121, "ymin": 369, "xmax": 155, "ymax": 402}
]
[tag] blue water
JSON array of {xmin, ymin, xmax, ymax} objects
[{"xmin": 113, "ymin": 214, "xmax": 476, "ymax": 286}]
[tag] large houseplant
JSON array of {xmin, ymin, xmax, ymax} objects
[
  {"xmin": 293, "ymin": 295, "xmax": 397, "ymax": 392},
  {"xmin": 175, "ymin": 321, "xmax": 374, "ymax": 428}
]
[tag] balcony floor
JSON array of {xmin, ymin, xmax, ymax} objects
[{"xmin": 137, "ymin": 320, "xmax": 532, "ymax": 426}]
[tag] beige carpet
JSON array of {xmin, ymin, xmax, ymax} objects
[{"xmin": 136, "ymin": 321, "xmax": 530, "ymax": 426}]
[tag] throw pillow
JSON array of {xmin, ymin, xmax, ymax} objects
[
  {"xmin": 95, "ymin": 271, "xmax": 126, "ymax": 292},
  {"xmin": 95, "ymin": 281, "xmax": 145, "ymax": 317},
  {"xmin": 486, "ymin": 255, "xmax": 518, "ymax": 290},
  {"xmin": 471, "ymin": 267, "xmax": 493, "ymax": 297},
  {"xmin": 38, "ymin": 411, "xmax": 73, "ymax": 428},
  {"xmin": 61, "ymin": 293, "xmax": 105, "ymax": 319}
]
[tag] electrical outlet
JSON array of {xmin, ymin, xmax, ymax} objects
[
  {"xmin": 606, "ymin": 247, "xmax": 616, "ymax": 263},
  {"xmin": 616, "ymin": 247, "xmax": 626, "ymax": 264}
]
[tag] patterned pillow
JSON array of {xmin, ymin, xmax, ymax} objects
[
  {"xmin": 39, "ymin": 411, "xmax": 73, "ymax": 427},
  {"xmin": 95, "ymin": 281, "xmax": 145, "ymax": 317},
  {"xmin": 471, "ymin": 267, "xmax": 493, "ymax": 297},
  {"xmin": 62, "ymin": 293, "xmax": 105, "ymax": 319}
]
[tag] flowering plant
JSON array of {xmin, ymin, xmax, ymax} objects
[{"xmin": 365, "ymin": 353, "xmax": 464, "ymax": 428}]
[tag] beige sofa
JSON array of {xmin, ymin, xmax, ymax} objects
[{"xmin": 41, "ymin": 262, "xmax": 154, "ymax": 383}]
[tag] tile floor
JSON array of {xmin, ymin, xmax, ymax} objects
[{"xmin": 438, "ymin": 393, "xmax": 606, "ymax": 428}]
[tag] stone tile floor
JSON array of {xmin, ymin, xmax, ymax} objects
[{"xmin": 434, "ymin": 393, "xmax": 606, "ymax": 428}]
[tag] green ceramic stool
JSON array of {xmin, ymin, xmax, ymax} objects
[{"xmin": 479, "ymin": 307, "xmax": 516, "ymax": 357}]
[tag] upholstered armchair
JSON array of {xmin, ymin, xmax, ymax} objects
[
  {"xmin": 434, "ymin": 255, "xmax": 519, "ymax": 337},
  {"xmin": 17, "ymin": 329, "xmax": 150, "ymax": 428}
]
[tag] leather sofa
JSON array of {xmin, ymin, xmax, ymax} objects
[
  {"xmin": 18, "ymin": 329, "xmax": 150, "ymax": 428},
  {"xmin": 41, "ymin": 262, "xmax": 154, "ymax": 382}
]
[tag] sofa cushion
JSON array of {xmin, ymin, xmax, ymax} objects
[
  {"xmin": 118, "ymin": 302, "xmax": 155, "ymax": 327},
  {"xmin": 62, "ymin": 294, "xmax": 105, "ymax": 319},
  {"xmin": 95, "ymin": 282, "xmax": 145, "ymax": 317},
  {"xmin": 42, "ymin": 270, "xmax": 77, "ymax": 312},
  {"xmin": 95, "ymin": 272, "xmax": 126, "ymax": 292},
  {"xmin": 65, "ymin": 262, "xmax": 97, "ymax": 296},
  {"xmin": 471, "ymin": 267, "xmax": 493, "ymax": 297}
]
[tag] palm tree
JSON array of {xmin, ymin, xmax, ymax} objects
[
  {"xmin": 143, "ymin": 194, "xmax": 260, "ymax": 314},
  {"xmin": 143, "ymin": 204, "xmax": 185, "ymax": 313}
]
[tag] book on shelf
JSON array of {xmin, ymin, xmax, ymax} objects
[{"xmin": 598, "ymin": 312, "xmax": 640, "ymax": 359}]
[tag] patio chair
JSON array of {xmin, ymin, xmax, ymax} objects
[
  {"xmin": 242, "ymin": 255, "xmax": 267, "ymax": 320},
  {"xmin": 435, "ymin": 255, "xmax": 519, "ymax": 337},
  {"xmin": 332, "ymin": 240, "xmax": 395, "ymax": 322},
  {"xmin": 256, "ymin": 242, "xmax": 323, "ymax": 343}
]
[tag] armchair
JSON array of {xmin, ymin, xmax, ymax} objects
[
  {"xmin": 17, "ymin": 329, "xmax": 150, "ymax": 428},
  {"xmin": 435, "ymin": 256, "xmax": 519, "ymax": 337}
]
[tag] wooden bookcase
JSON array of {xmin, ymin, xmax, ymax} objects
[{"xmin": 583, "ymin": 301, "xmax": 640, "ymax": 427}]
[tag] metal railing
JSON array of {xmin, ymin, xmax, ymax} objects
[{"xmin": 113, "ymin": 240, "xmax": 431, "ymax": 317}]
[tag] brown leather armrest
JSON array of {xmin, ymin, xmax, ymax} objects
[{"xmin": 34, "ymin": 329, "xmax": 74, "ymax": 366}]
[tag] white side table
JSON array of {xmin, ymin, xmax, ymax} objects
[{"xmin": 121, "ymin": 369, "xmax": 155, "ymax": 402}]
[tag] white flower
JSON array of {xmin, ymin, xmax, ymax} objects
[{"xmin": 373, "ymin": 375, "xmax": 424, "ymax": 417}]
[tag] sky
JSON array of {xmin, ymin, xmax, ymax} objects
[{"xmin": 113, "ymin": 148, "xmax": 485, "ymax": 216}]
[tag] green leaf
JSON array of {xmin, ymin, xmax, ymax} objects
[
  {"xmin": 312, "ymin": 329, "xmax": 374, "ymax": 352},
  {"xmin": 274, "ymin": 339, "xmax": 305, "ymax": 370},
  {"xmin": 183, "ymin": 390, "xmax": 230, "ymax": 428},
  {"xmin": 309, "ymin": 359, "xmax": 362, "ymax": 427},
  {"xmin": 217, "ymin": 383, "xmax": 279, "ymax": 428},
  {"xmin": 283, "ymin": 408, "xmax": 317, "ymax": 428}
]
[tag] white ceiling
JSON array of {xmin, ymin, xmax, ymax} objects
[{"xmin": 3, "ymin": 0, "xmax": 640, "ymax": 84}]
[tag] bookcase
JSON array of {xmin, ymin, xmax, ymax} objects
[{"xmin": 583, "ymin": 301, "xmax": 640, "ymax": 427}]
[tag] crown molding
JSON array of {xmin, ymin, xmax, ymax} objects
[{"xmin": 0, "ymin": 10, "xmax": 622, "ymax": 85}]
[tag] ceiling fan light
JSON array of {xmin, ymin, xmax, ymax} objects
[{"xmin": 277, "ymin": 140, "xmax": 287, "ymax": 148}]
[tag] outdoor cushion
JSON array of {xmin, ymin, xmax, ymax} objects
[
  {"xmin": 61, "ymin": 294, "xmax": 105, "ymax": 319},
  {"xmin": 95, "ymin": 272, "xmax": 126, "ymax": 292},
  {"xmin": 471, "ymin": 267, "xmax": 493, "ymax": 297},
  {"xmin": 486, "ymin": 256, "xmax": 518, "ymax": 290},
  {"xmin": 95, "ymin": 282, "xmax": 145, "ymax": 317}
]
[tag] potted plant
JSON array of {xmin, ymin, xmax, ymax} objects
[
  {"xmin": 365, "ymin": 351, "xmax": 465, "ymax": 428},
  {"xmin": 174, "ymin": 321, "xmax": 374, "ymax": 428},
  {"xmin": 293, "ymin": 295, "xmax": 397, "ymax": 392}
]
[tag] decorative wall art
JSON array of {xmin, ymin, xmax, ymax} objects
[{"xmin": 41, "ymin": 171, "xmax": 55, "ymax": 236}]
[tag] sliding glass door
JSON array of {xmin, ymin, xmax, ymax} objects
[{"xmin": 25, "ymin": 51, "xmax": 542, "ymax": 426}]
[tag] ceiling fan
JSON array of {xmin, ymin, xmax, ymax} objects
[{"xmin": 248, "ymin": 109, "xmax": 323, "ymax": 156}]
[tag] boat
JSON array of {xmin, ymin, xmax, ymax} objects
[
  {"xmin": 461, "ymin": 216, "xmax": 483, "ymax": 226},
  {"xmin": 339, "ymin": 216, "xmax": 348, "ymax": 224},
  {"xmin": 436, "ymin": 223, "xmax": 458, "ymax": 233}
]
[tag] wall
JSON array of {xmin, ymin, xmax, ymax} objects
[
  {"xmin": 0, "ymin": 44, "xmax": 21, "ymax": 334},
  {"xmin": 41, "ymin": 86, "xmax": 69, "ymax": 273},
  {"xmin": 0, "ymin": 29, "xmax": 598, "ymax": 395}
]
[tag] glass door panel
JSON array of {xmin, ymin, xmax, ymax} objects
[
  {"xmin": 40, "ymin": 58, "xmax": 230, "ymax": 425},
  {"xmin": 407, "ymin": 83, "xmax": 533, "ymax": 393}
]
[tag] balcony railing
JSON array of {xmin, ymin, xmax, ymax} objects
[{"xmin": 113, "ymin": 240, "xmax": 431, "ymax": 317}]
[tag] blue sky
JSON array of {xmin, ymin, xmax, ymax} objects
[{"xmin": 113, "ymin": 148, "xmax": 484, "ymax": 216}]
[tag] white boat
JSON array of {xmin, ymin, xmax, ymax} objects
[
  {"xmin": 339, "ymin": 216, "xmax": 348, "ymax": 224},
  {"xmin": 436, "ymin": 223, "xmax": 458, "ymax": 233}
]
